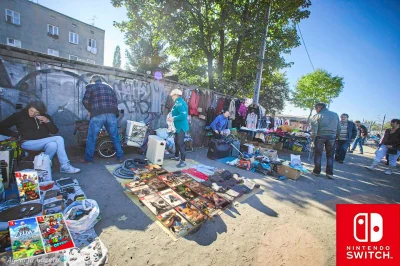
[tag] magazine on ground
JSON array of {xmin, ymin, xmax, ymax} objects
[
  {"xmin": 168, "ymin": 171, "xmax": 193, "ymax": 183},
  {"xmin": 175, "ymin": 202, "xmax": 207, "ymax": 226},
  {"xmin": 15, "ymin": 170, "xmax": 41, "ymax": 203},
  {"xmin": 146, "ymin": 177, "xmax": 169, "ymax": 191},
  {"xmin": 157, "ymin": 209, "xmax": 194, "ymax": 238},
  {"xmin": 172, "ymin": 185, "xmax": 198, "ymax": 201},
  {"xmin": 37, "ymin": 213, "xmax": 75, "ymax": 253},
  {"xmin": 157, "ymin": 189, "xmax": 186, "ymax": 207},
  {"xmin": 8, "ymin": 217, "xmax": 45, "ymax": 260},
  {"xmin": 140, "ymin": 193, "xmax": 171, "ymax": 215},
  {"xmin": 184, "ymin": 181, "xmax": 211, "ymax": 195},
  {"xmin": 190, "ymin": 197, "xmax": 218, "ymax": 216},
  {"xmin": 158, "ymin": 174, "xmax": 183, "ymax": 187},
  {"xmin": 202, "ymin": 191, "xmax": 231, "ymax": 209},
  {"xmin": 128, "ymin": 184, "xmax": 155, "ymax": 198}
]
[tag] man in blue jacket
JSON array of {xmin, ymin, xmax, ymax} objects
[
  {"xmin": 335, "ymin": 113, "xmax": 357, "ymax": 163},
  {"xmin": 210, "ymin": 111, "xmax": 230, "ymax": 138}
]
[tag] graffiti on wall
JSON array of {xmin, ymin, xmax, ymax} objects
[{"xmin": 0, "ymin": 57, "xmax": 171, "ymax": 144}]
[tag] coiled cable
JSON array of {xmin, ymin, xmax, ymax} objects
[{"xmin": 112, "ymin": 158, "xmax": 148, "ymax": 179}]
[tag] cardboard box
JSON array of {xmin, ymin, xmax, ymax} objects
[
  {"xmin": 273, "ymin": 142, "xmax": 283, "ymax": 151},
  {"xmin": 277, "ymin": 165, "xmax": 301, "ymax": 180}
]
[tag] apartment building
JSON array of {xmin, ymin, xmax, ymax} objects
[{"xmin": 0, "ymin": 0, "xmax": 105, "ymax": 65}]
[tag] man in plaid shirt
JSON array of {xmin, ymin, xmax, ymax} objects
[{"xmin": 82, "ymin": 75, "xmax": 124, "ymax": 162}]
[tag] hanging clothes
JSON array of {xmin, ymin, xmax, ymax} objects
[
  {"xmin": 216, "ymin": 97, "xmax": 225, "ymax": 115},
  {"xmin": 165, "ymin": 89, "xmax": 175, "ymax": 111},
  {"xmin": 182, "ymin": 88, "xmax": 192, "ymax": 102},
  {"xmin": 223, "ymin": 98, "xmax": 230, "ymax": 112},
  {"xmin": 149, "ymin": 81, "xmax": 165, "ymax": 114},
  {"xmin": 228, "ymin": 99, "xmax": 236, "ymax": 120},
  {"xmin": 206, "ymin": 107, "xmax": 216, "ymax": 126},
  {"xmin": 246, "ymin": 112, "xmax": 258, "ymax": 129},
  {"xmin": 198, "ymin": 90, "xmax": 208, "ymax": 116},
  {"xmin": 238, "ymin": 102, "xmax": 247, "ymax": 118},
  {"xmin": 188, "ymin": 90, "xmax": 200, "ymax": 116},
  {"xmin": 211, "ymin": 93, "xmax": 218, "ymax": 108}
]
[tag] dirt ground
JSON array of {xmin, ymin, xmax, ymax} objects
[{"xmin": 36, "ymin": 145, "xmax": 400, "ymax": 266}]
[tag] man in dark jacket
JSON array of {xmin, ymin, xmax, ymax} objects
[
  {"xmin": 349, "ymin": 121, "xmax": 368, "ymax": 154},
  {"xmin": 82, "ymin": 75, "xmax": 123, "ymax": 163},
  {"xmin": 0, "ymin": 101, "xmax": 80, "ymax": 173},
  {"xmin": 335, "ymin": 113, "xmax": 357, "ymax": 163}
]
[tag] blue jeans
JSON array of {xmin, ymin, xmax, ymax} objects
[
  {"xmin": 351, "ymin": 137, "xmax": 364, "ymax": 153},
  {"xmin": 335, "ymin": 140, "xmax": 350, "ymax": 162},
  {"xmin": 314, "ymin": 135, "xmax": 336, "ymax": 175},
  {"xmin": 84, "ymin": 114, "xmax": 124, "ymax": 161},
  {"xmin": 21, "ymin": 136, "xmax": 69, "ymax": 166}
]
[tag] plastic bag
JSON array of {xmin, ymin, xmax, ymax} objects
[
  {"xmin": 33, "ymin": 153, "xmax": 52, "ymax": 182},
  {"xmin": 290, "ymin": 154, "xmax": 302, "ymax": 167},
  {"xmin": 63, "ymin": 199, "xmax": 100, "ymax": 234}
]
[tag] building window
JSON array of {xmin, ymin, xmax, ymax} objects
[
  {"xmin": 5, "ymin": 9, "xmax": 20, "ymax": 25},
  {"xmin": 48, "ymin": 24, "xmax": 59, "ymax": 36},
  {"xmin": 72, "ymin": 23, "xmax": 77, "ymax": 28},
  {"xmin": 87, "ymin": 39, "xmax": 96, "ymax": 49},
  {"xmin": 69, "ymin": 32, "xmax": 79, "ymax": 44},
  {"xmin": 7, "ymin": 38, "xmax": 21, "ymax": 48},
  {"xmin": 87, "ymin": 59, "xmax": 95, "ymax": 64},
  {"xmin": 47, "ymin": 49, "xmax": 59, "ymax": 57},
  {"xmin": 69, "ymin": 55, "xmax": 78, "ymax": 61}
]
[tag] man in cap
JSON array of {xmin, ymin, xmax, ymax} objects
[{"xmin": 167, "ymin": 88, "xmax": 189, "ymax": 167}]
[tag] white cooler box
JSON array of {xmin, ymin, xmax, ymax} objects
[
  {"xmin": 146, "ymin": 135, "xmax": 166, "ymax": 165},
  {"xmin": 126, "ymin": 120, "xmax": 148, "ymax": 147}
]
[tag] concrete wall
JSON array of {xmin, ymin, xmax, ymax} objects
[
  {"xmin": 0, "ymin": 45, "xmax": 206, "ymax": 147},
  {"xmin": 0, "ymin": 0, "xmax": 105, "ymax": 65}
]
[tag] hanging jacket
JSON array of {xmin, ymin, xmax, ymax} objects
[
  {"xmin": 228, "ymin": 99, "xmax": 236, "ymax": 120},
  {"xmin": 216, "ymin": 98, "xmax": 225, "ymax": 115},
  {"xmin": 188, "ymin": 90, "xmax": 200, "ymax": 116},
  {"xmin": 238, "ymin": 102, "xmax": 247, "ymax": 117},
  {"xmin": 206, "ymin": 107, "xmax": 216, "ymax": 126},
  {"xmin": 223, "ymin": 98, "xmax": 230, "ymax": 112}
]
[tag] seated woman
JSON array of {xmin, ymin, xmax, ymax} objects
[
  {"xmin": 210, "ymin": 111, "xmax": 230, "ymax": 138},
  {"xmin": 0, "ymin": 101, "xmax": 80, "ymax": 174},
  {"xmin": 365, "ymin": 119, "xmax": 400, "ymax": 175}
]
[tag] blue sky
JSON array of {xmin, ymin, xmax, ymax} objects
[{"xmin": 37, "ymin": 0, "xmax": 399, "ymax": 122}]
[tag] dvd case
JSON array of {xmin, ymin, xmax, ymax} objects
[
  {"xmin": 201, "ymin": 191, "xmax": 231, "ymax": 209},
  {"xmin": 175, "ymin": 202, "xmax": 207, "ymax": 226},
  {"xmin": 140, "ymin": 193, "xmax": 171, "ymax": 215},
  {"xmin": 158, "ymin": 174, "xmax": 183, "ymax": 187},
  {"xmin": 172, "ymin": 185, "xmax": 198, "ymax": 201},
  {"xmin": 146, "ymin": 177, "xmax": 169, "ymax": 191},
  {"xmin": 15, "ymin": 170, "xmax": 40, "ymax": 203},
  {"xmin": 184, "ymin": 181, "xmax": 211, "ymax": 195},
  {"xmin": 190, "ymin": 197, "xmax": 217, "ymax": 216},
  {"xmin": 157, "ymin": 189, "xmax": 186, "ymax": 207}
]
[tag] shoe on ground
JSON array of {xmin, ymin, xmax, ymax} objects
[
  {"xmin": 60, "ymin": 164, "xmax": 81, "ymax": 174},
  {"xmin": 311, "ymin": 171, "xmax": 320, "ymax": 177},
  {"xmin": 348, "ymin": 150, "xmax": 354, "ymax": 153},
  {"xmin": 117, "ymin": 158, "xmax": 124, "ymax": 164},
  {"xmin": 325, "ymin": 174, "xmax": 334, "ymax": 180},
  {"xmin": 80, "ymin": 158, "xmax": 93, "ymax": 164},
  {"xmin": 359, "ymin": 152, "xmax": 364, "ymax": 154},
  {"xmin": 176, "ymin": 161, "xmax": 186, "ymax": 168},
  {"xmin": 338, "ymin": 160, "xmax": 344, "ymax": 164},
  {"xmin": 365, "ymin": 166, "xmax": 375, "ymax": 171},
  {"xmin": 169, "ymin": 156, "xmax": 180, "ymax": 161},
  {"xmin": 384, "ymin": 169, "xmax": 392, "ymax": 175}
]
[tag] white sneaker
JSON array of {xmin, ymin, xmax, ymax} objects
[
  {"xmin": 60, "ymin": 164, "xmax": 81, "ymax": 174},
  {"xmin": 384, "ymin": 169, "xmax": 392, "ymax": 175},
  {"xmin": 365, "ymin": 166, "xmax": 375, "ymax": 171}
]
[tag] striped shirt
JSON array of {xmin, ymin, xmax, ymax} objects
[{"xmin": 339, "ymin": 122, "xmax": 348, "ymax": 140}]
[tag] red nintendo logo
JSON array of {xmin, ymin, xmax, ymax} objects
[{"xmin": 337, "ymin": 204, "xmax": 400, "ymax": 266}]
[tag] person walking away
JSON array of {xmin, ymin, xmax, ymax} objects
[
  {"xmin": 310, "ymin": 103, "xmax": 340, "ymax": 179},
  {"xmin": 365, "ymin": 119, "xmax": 400, "ymax": 175},
  {"xmin": 168, "ymin": 89, "xmax": 189, "ymax": 168},
  {"xmin": 82, "ymin": 75, "xmax": 124, "ymax": 163},
  {"xmin": 335, "ymin": 114, "xmax": 357, "ymax": 163},
  {"xmin": 0, "ymin": 101, "xmax": 80, "ymax": 173},
  {"xmin": 349, "ymin": 121, "xmax": 368, "ymax": 154},
  {"xmin": 210, "ymin": 111, "xmax": 230, "ymax": 139}
]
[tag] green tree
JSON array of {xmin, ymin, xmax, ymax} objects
[
  {"xmin": 259, "ymin": 71, "xmax": 290, "ymax": 114},
  {"xmin": 292, "ymin": 69, "xmax": 344, "ymax": 122},
  {"xmin": 113, "ymin": 46, "xmax": 121, "ymax": 68},
  {"xmin": 112, "ymin": 0, "xmax": 311, "ymax": 97}
]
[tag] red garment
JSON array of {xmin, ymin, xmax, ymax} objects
[
  {"xmin": 188, "ymin": 90, "xmax": 200, "ymax": 116},
  {"xmin": 215, "ymin": 98, "xmax": 225, "ymax": 115},
  {"xmin": 182, "ymin": 168, "xmax": 209, "ymax": 181}
]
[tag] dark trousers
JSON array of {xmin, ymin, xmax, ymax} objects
[
  {"xmin": 335, "ymin": 140, "xmax": 350, "ymax": 162},
  {"xmin": 314, "ymin": 135, "xmax": 336, "ymax": 175},
  {"xmin": 174, "ymin": 130, "xmax": 185, "ymax": 161}
]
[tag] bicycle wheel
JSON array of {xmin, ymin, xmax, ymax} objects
[{"xmin": 98, "ymin": 140, "xmax": 116, "ymax": 158}]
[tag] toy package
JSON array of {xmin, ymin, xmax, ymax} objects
[
  {"xmin": 37, "ymin": 213, "xmax": 75, "ymax": 253},
  {"xmin": 184, "ymin": 181, "xmax": 211, "ymax": 195},
  {"xmin": 158, "ymin": 174, "xmax": 183, "ymax": 187},
  {"xmin": 157, "ymin": 209, "xmax": 194, "ymax": 238},
  {"xmin": 175, "ymin": 202, "xmax": 207, "ymax": 226},
  {"xmin": 172, "ymin": 185, "xmax": 198, "ymax": 201},
  {"xmin": 190, "ymin": 197, "xmax": 217, "ymax": 217},
  {"xmin": 15, "ymin": 170, "xmax": 41, "ymax": 203},
  {"xmin": 8, "ymin": 217, "xmax": 45, "ymax": 260},
  {"xmin": 157, "ymin": 188, "xmax": 186, "ymax": 207},
  {"xmin": 140, "ymin": 193, "xmax": 171, "ymax": 215},
  {"xmin": 146, "ymin": 177, "xmax": 169, "ymax": 191}
]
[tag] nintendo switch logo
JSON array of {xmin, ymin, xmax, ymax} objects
[{"xmin": 354, "ymin": 213, "xmax": 383, "ymax": 242}]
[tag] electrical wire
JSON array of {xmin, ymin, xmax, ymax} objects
[{"xmin": 297, "ymin": 24, "xmax": 315, "ymax": 71}]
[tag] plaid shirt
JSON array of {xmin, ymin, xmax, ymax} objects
[{"xmin": 83, "ymin": 81, "xmax": 118, "ymax": 118}]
